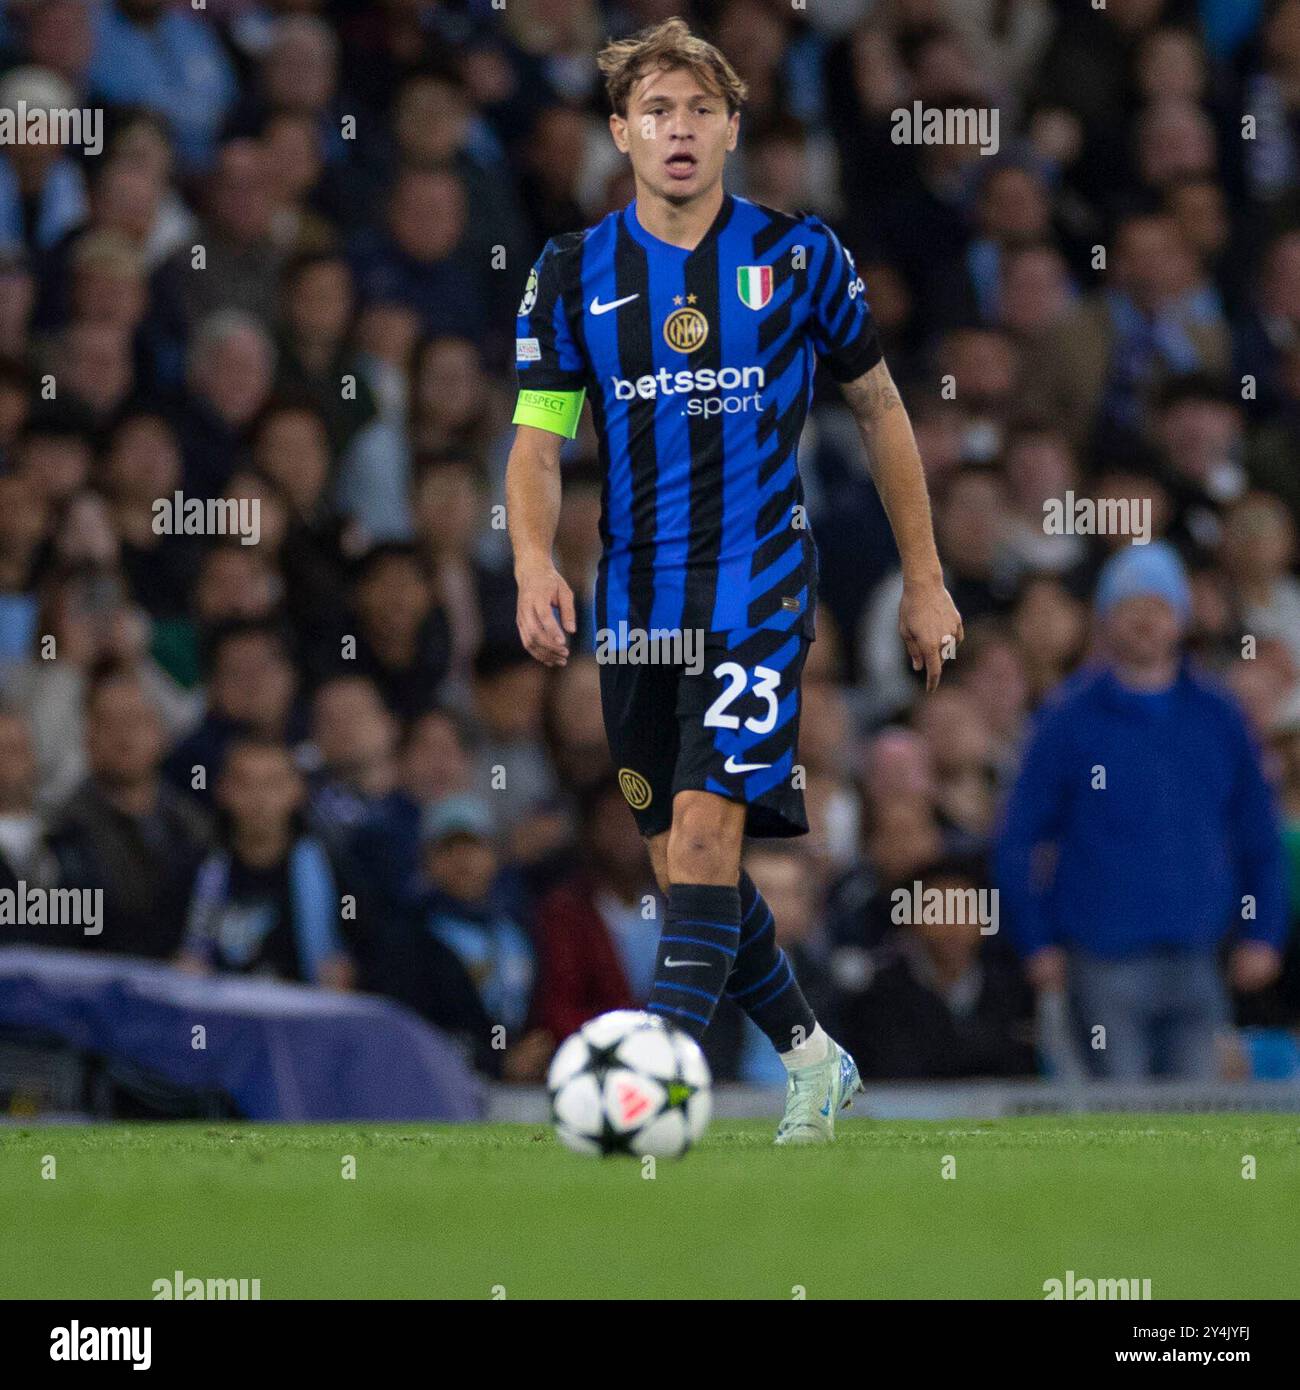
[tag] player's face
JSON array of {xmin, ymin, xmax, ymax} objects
[{"xmin": 613, "ymin": 66, "xmax": 738, "ymax": 205}]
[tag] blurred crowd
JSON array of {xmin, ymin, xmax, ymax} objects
[{"xmin": 0, "ymin": 0, "xmax": 1297, "ymax": 1090}]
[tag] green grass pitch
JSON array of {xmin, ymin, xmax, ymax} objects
[{"xmin": 2, "ymin": 1115, "xmax": 1298, "ymax": 1299}]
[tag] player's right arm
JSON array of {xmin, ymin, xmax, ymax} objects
[
  {"xmin": 507, "ymin": 422, "xmax": 574, "ymax": 666},
  {"xmin": 508, "ymin": 239, "xmax": 589, "ymax": 667}
]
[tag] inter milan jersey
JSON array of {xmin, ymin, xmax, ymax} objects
[{"xmin": 514, "ymin": 193, "xmax": 881, "ymax": 642}]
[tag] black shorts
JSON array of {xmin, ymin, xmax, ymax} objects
[{"xmin": 598, "ymin": 625, "xmax": 811, "ymax": 840}]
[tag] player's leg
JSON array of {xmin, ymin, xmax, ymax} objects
[
  {"xmin": 726, "ymin": 867, "xmax": 819, "ymax": 1058},
  {"xmin": 601, "ymin": 648, "xmax": 752, "ymax": 1042},
  {"xmin": 646, "ymin": 819, "xmax": 821, "ymax": 1058},
  {"xmin": 726, "ymin": 865, "xmax": 864, "ymax": 1145},
  {"xmin": 646, "ymin": 785, "xmax": 855, "ymax": 1141},
  {"xmin": 674, "ymin": 623, "xmax": 822, "ymax": 1053},
  {"xmin": 649, "ymin": 819, "xmax": 821, "ymax": 1060},
  {"xmin": 642, "ymin": 789, "xmax": 745, "ymax": 1041},
  {"xmin": 674, "ymin": 625, "xmax": 861, "ymax": 1141}
]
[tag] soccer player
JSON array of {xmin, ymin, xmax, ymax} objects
[{"xmin": 506, "ymin": 19, "xmax": 963, "ymax": 1142}]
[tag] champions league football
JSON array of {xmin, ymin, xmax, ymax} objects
[{"xmin": 547, "ymin": 1010, "xmax": 712, "ymax": 1159}]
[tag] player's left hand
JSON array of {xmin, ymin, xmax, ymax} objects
[
  {"xmin": 899, "ymin": 580, "xmax": 963, "ymax": 692},
  {"xmin": 516, "ymin": 561, "xmax": 576, "ymax": 667}
]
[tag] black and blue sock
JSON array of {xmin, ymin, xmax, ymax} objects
[
  {"xmin": 646, "ymin": 882, "xmax": 741, "ymax": 1042},
  {"xmin": 726, "ymin": 869, "xmax": 817, "ymax": 1053}
]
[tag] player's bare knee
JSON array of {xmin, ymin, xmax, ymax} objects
[
  {"xmin": 671, "ymin": 803, "xmax": 723, "ymax": 852},
  {"xmin": 669, "ymin": 829, "xmax": 715, "ymax": 871},
  {"xmin": 669, "ymin": 844, "xmax": 728, "ymax": 884},
  {"xmin": 667, "ymin": 794, "xmax": 743, "ymax": 883}
]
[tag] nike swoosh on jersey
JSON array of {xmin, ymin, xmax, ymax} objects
[
  {"xmin": 663, "ymin": 956, "xmax": 708, "ymax": 968},
  {"xmin": 723, "ymin": 756, "xmax": 771, "ymax": 773},
  {"xmin": 589, "ymin": 293, "xmax": 640, "ymax": 316}
]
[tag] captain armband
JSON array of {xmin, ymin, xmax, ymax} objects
[{"xmin": 512, "ymin": 388, "xmax": 587, "ymax": 440}]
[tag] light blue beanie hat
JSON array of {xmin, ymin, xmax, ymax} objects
[{"xmin": 1094, "ymin": 540, "xmax": 1192, "ymax": 629}]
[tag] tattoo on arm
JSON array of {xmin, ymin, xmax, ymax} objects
[{"xmin": 842, "ymin": 361, "xmax": 901, "ymax": 425}]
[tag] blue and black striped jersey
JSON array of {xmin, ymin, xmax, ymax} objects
[{"xmin": 514, "ymin": 193, "xmax": 881, "ymax": 641}]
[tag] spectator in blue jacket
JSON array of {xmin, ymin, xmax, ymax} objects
[
  {"xmin": 89, "ymin": 0, "xmax": 236, "ymax": 174},
  {"xmin": 996, "ymin": 540, "xmax": 1287, "ymax": 1080}
]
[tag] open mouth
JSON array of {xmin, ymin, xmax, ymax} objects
[{"xmin": 665, "ymin": 152, "xmax": 697, "ymax": 180}]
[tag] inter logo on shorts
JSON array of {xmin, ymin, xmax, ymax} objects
[
  {"xmin": 737, "ymin": 265, "xmax": 773, "ymax": 310},
  {"xmin": 618, "ymin": 767, "xmax": 653, "ymax": 810}
]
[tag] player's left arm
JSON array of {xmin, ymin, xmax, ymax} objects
[
  {"xmin": 841, "ymin": 358, "xmax": 963, "ymax": 691},
  {"xmin": 806, "ymin": 218, "xmax": 961, "ymax": 689}
]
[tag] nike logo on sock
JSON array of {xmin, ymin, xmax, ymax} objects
[{"xmin": 663, "ymin": 956, "xmax": 707, "ymax": 968}]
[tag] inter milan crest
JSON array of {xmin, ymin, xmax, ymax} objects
[
  {"xmin": 663, "ymin": 306, "xmax": 709, "ymax": 353},
  {"xmin": 736, "ymin": 265, "xmax": 773, "ymax": 310}
]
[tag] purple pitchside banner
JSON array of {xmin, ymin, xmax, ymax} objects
[{"xmin": 0, "ymin": 948, "xmax": 485, "ymax": 1121}]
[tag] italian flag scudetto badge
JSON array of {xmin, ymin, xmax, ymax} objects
[{"xmin": 737, "ymin": 265, "xmax": 773, "ymax": 310}]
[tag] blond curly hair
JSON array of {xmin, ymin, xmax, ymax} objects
[{"xmin": 597, "ymin": 18, "xmax": 748, "ymax": 118}]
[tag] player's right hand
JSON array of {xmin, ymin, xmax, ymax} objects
[{"xmin": 516, "ymin": 562, "xmax": 576, "ymax": 666}]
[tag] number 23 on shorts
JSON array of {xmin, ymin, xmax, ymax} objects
[{"xmin": 703, "ymin": 662, "xmax": 781, "ymax": 734}]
